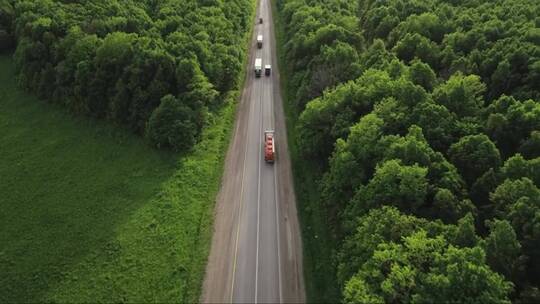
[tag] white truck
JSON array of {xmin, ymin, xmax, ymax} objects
[
  {"xmin": 257, "ymin": 34, "xmax": 263, "ymax": 48},
  {"xmin": 254, "ymin": 58, "xmax": 262, "ymax": 77},
  {"xmin": 265, "ymin": 64, "xmax": 271, "ymax": 76}
]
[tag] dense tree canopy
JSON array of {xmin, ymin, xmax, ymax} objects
[
  {"xmin": 278, "ymin": 0, "xmax": 540, "ymax": 301},
  {"xmin": 6, "ymin": 0, "xmax": 254, "ymax": 151},
  {"xmin": 0, "ymin": 1, "xmax": 15, "ymax": 50},
  {"xmin": 339, "ymin": 207, "xmax": 513, "ymax": 304}
]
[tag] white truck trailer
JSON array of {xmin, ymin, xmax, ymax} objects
[
  {"xmin": 257, "ymin": 34, "xmax": 263, "ymax": 48},
  {"xmin": 254, "ymin": 58, "xmax": 262, "ymax": 77}
]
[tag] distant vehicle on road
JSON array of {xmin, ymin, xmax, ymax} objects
[
  {"xmin": 264, "ymin": 130, "xmax": 275, "ymax": 163},
  {"xmin": 265, "ymin": 65, "xmax": 272, "ymax": 76},
  {"xmin": 257, "ymin": 35, "xmax": 263, "ymax": 48},
  {"xmin": 254, "ymin": 58, "xmax": 262, "ymax": 77},
  {"xmin": 259, "ymin": 18, "xmax": 263, "ymax": 24}
]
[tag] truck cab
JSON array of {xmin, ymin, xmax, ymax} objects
[
  {"xmin": 254, "ymin": 58, "xmax": 262, "ymax": 77},
  {"xmin": 257, "ymin": 35, "xmax": 263, "ymax": 48},
  {"xmin": 265, "ymin": 65, "xmax": 271, "ymax": 76}
]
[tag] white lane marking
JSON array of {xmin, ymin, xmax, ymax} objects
[
  {"xmin": 274, "ymin": 166, "xmax": 283, "ymax": 303},
  {"xmin": 230, "ymin": 61, "xmax": 255, "ymax": 303},
  {"xmin": 265, "ymin": 0, "xmax": 283, "ymax": 301},
  {"xmin": 266, "ymin": 0, "xmax": 275, "ymax": 130},
  {"xmin": 255, "ymin": 1, "xmax": 270, "ymax": 302},
  {"xmin": 287, "ymin": 219, "xmax": 293, "ymax": 259},
  {"xmin": 254, "ymin": 70, "xmax": 264, "ymax": 304}
]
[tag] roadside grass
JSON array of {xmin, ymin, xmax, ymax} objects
[
  {"xmin": 270, "ymin": 1, "xmax": 340, "ymax": 302},
  {"xmin": 0, "ymin": 50, "xmax": 236, "ymax": 302}
]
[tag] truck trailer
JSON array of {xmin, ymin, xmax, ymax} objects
[
  {"xmin": 264, "ymin": 130, "xmax": 275, "ymax": 163},
  {"xmin": 254, "ymin": 58, "xmax": 262, "ymax": 77}
]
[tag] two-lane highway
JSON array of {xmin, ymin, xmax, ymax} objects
[{"xmin": 202, "ymin": 0, "xmax": 305, "ymax": 302}]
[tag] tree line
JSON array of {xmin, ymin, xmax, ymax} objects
[
  {"xmin": 0, "ymin": 0, "xmax": 254, "ymax": 151},
  {"xmin": 277, "ymin": 0, "xmax": 540, "ymax": 302}
]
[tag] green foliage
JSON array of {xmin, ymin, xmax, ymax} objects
[
  {"xmin": 448, "ymin": 134, "xmax": 501, "ymax": 185},
  {"xmin": 490, "ymin": 178, "xmax": 540, "ymax": 290},
  {"xmin": 277, "ymin": 0, "xmax": 540, "ymax": 302},
  {"xmin": 483, "ymin": 219, "xmax": 523, "ymax": 281},
  {"xmin": 297, "ymin": 70, "xmax": 384, "ymax": 158},
  {"xmin": 486, "ymin": 95, "xmax": 540, "ymax": 157},
  {"xmin": 501, "ymin": 154, "xmax": 540, "ymax": 186},
  {"xmin": 320, "ymin": 113, "xmax": 384, "ymax": 214},
  {"xmin": 433, "ymin": 73, "xmax": 486, "ymax": 117},
  {"xmin": 347, "ymin": 159, "xmax": 428, "ymax": 221},
  {"xmin": 343, "ymin": 226, "xmax": 512, "ymax": 304},
  {"xmin": 297, "ymin": 69, "xmax": 428, "ymax": 160},
  {"xmin": 393, "ymin": 32, "xmax": 441, "ymax": 68},
  {"xmin": 432, "ymin": 190, "xmax": 476, "ymax": 227},
  {"xmin": 453, "ymin": 213, "xmax": 480, "ymax": 248},
  {"xmin": 519, "ymin": 131, "xmax": 540, "ymax": 159},
  {"xmin": 337, "ymin": 206, "xmax": 435, "ymax": 286},
  {"xmin": 146, "ymin": 94, "xmax": 205, "ymax": 152},
  {"xmin": 8, "ymin": 0, "xmax": 254, "ymax": 151},
  {"xmin": 0, "ymin": 0, "xmax": 14, "ymax": 50},
  {"xmin": 323, "ymin": 122, "xmax": 470, "ymax": 230},
  {"xmin": 279, "ymin": 0, "xmax": 361, "ymax": 107},
  {"xmin": 411, "ymin": 100, "xmax": 458, "ymax": 151},
  {"xmin": 412, "ymin": 244, "xmax": 512, "ymax": 304},
  {"xmin": 343, "ymin": 276, "xmax": 384, "ymax": 304},
  {"xmin": 0, "ymin": 55, "xmax": 238, "ymax": 302},
  {"xmin": 277, "ymin": 0, "xmax": 540, "ymax": 301},
  {"xmin": 408, "ymin": 59, "xmax": 437, "ymax": 91},
  {"xmin": 491, "ymin": 178, "xmax": 540, "ymax": 217}
]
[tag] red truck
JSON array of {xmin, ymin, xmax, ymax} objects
[{"xmin": 264, "ymin": 130, "xmax": 275, "ymax": 163}]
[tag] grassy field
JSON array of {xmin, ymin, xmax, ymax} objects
[
  {"xmin": 271, "ymin": 1, "xmax": 340, "ymax": 302},
  {"xmin": 0, "ymin": 53, "xmax": 237, "ymax": 302}
]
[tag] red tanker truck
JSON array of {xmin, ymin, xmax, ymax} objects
[{"xmin": 264, "ymin": 130, "xmax": 275, "ymax": 163}]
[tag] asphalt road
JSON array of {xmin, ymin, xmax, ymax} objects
[{"xmin": 201, "ymin": 0, "xmax": 305, "ymax": 302}]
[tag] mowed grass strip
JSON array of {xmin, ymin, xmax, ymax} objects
[{"xmin": 0, "ymin": 54, "xmax": 235, "ymax": 303}]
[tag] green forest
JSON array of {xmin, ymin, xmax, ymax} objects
[
  {"xmin": 0, "ymin": 0, "xmax": 253, "ymax": 151},
  {"xmin": 276, "ymin": 0, "xmax": 540, "ymax": 302}
]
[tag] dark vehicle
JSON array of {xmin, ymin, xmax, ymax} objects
[
  {"xmin": 265, "ymin": 65, "xmax": 271, "ymax": 76},
  {"xmin": 259, "ymin": 18, "xmax": 263, "ymax": 24},
  {"xmin": 257, "ymin": 35, "xmax": 263, "ymax": 48}
]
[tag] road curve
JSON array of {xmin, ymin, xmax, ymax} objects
[{"xmin": 201, "ymin": 0, "xmax": 305, "ymax": 302}]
